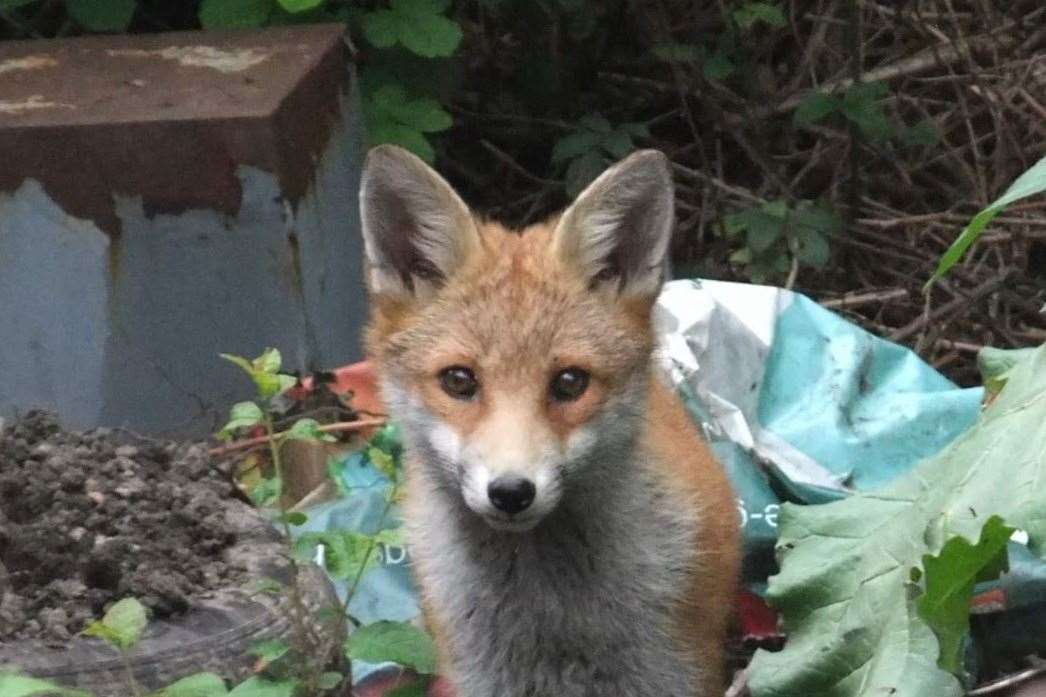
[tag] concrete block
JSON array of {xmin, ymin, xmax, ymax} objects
[{"xmin": 0, "ymin": 24, "xmax": 368, "ymax": 437}]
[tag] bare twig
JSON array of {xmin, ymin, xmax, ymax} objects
[{"xmin": 891, "ymin": 270, "xmax": 1015, "ymax": 342}]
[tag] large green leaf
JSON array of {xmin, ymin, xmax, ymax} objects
[
  {"xmin": 748, "ymin": 344, "xmax": 1046, "ymax": 697},
  {"xmin": 917, "ymin": 515, "xmax": 1013, "ymax": 674},
  {"xmin": 345, "ymin": 620, "xmax": 437, "ymax": 674},
  {"xmin": 928, "ymin": 154, "xmax": 1046, "ymax": 287},
  {"xmin": 153, "ymin": 672, "xmax": 229, "ymax": 697},
  {"xmin": 67, "ymin": 0, "xmax": 136, "ymax": 31},
  {"xmin": 226, "ymin": 677, "xmax": 298, "ymax": 697},
  {"xmin": 0, "ymin": 673, "xmax": 90, "ymax": 697}
]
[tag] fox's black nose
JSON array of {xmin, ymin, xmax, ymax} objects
[{"xmin": 488, "ymin": 476, "xmax": 536, "ymax": 514}]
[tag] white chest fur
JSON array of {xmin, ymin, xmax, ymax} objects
[{"xmin": 406, "ymin": 463, "xmax": 704, "ymax": 697}]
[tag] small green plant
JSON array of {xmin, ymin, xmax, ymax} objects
[
  {"xmin": 218, "ymin": 348, "xmax": 336, "ymax": 508},
  {"xmin": 794, "ymin": 81, "xmax": 939, "ymax": 147},
  {"xmin": 219, "ymin": 349, "xmax": 436, "ymax": 695},
  {"xmin": 723, "ymin": 199, "xmax": 841, "ymax": 284},
  {"xmin": 650, "ymin": 1, "xmax": 786, "ymax": 82},
  {"xmin": 552, "ymin": 114, "xmax": 649, "ymax": 196},
  {"xmin": 82, "ymin": 598, "xmax": 150, "ymax": 697}
]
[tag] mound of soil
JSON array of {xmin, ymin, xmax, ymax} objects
[{"xmin": 0, "ymin": 411, "xmax": 246, "ymax": 645}]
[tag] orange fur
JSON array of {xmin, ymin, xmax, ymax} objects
[
  {"xmin": 367, "ymin": 216, "xmax": 741, "ymax": 691},
  {"xmin": 646, "ymin": 376, "xmax": 742, "ymax": 689},
  {"xmin": 361, "ymin": 146, "xmax": 741, "ymax": 694}
]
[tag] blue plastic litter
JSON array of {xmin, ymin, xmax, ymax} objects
[{"xmin": 298, "ymin": 278, "xmax": 988, "ymax": 682}]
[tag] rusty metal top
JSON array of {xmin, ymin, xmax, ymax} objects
[{"xmin": 0, "ymin": 24, "xmax": 350, "ymax": 233}]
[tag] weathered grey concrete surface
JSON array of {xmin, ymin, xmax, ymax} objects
[{"xmin": 0, "ymin": 26, "xmax": 367, "ymax": 437}]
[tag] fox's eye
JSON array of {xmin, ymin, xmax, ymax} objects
[
  {"xmin": 550, "ymin": 368, "xmax": 590, "ymax": 402},
  {"xmin": 439, "ymin": 366, "xmax": 479, "ymax": 400}
]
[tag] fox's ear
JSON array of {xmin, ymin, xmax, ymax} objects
[
  {"xmin": 552, "ymin": 149, "xmax": 674, "ymax": 299},
  {"xmin": 359, "ymin": 145, "xmax": 480, "ymax": 299}
]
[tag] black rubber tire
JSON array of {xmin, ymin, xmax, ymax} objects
[{"xmin": 0, "ymin": 500, "xmax": 340, "ymax": 696}]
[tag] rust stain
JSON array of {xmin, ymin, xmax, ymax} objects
[
  {"xmin": 0, "ymin": 24, "xmax": 348, "ymax": 236},
  {"xmin": 0, "ymin": 55, "xmax": 58, "ymax": 75}
]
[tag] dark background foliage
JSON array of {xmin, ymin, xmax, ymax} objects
[{"xmin": 3, "ymin": 0, "xmax": 1045, "ymax": 384}]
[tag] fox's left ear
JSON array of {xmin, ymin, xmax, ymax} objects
[{"xmin": 552, "ymin": 149, "xmax": 674, "ymax": 299}]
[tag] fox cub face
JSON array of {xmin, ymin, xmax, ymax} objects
[{"xmin": 360, "ymin": 145, "xmax": 674, "ymax": 532}]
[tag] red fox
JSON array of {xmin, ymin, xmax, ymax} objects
[{"xmin": 358, "ymin": 144, "xmax": 741, "ymax": 697}]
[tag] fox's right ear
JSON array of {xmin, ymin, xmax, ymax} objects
[{"xmin": 359, "ymin": 145, "xmax": 480, "ymax": 300}]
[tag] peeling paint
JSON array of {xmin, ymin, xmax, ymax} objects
[
  {"xmin": 0, "ymin": 55, "xmax": 58, "ymax": 75},
  {"xmin": 0, "ymin": 95, "xmax": 75, "ymax": 114},
  {"xmin": 106, "ymin": 45, "xmax": 271, "ymax": 73}
]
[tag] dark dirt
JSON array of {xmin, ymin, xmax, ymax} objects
[{"xmin": 0, "ymin": 411, "xmax": 246, "ymax": 645}]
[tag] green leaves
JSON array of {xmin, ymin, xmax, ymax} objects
[
  {"xmin": 917, "ymin": 516, "xmax": 1013, "ymax": 673},
  {"xmin": 928, "ymin": 153, "xmax": 1046, "ymax": 287},
  {"xmin": 345, "ymin": 620, "xmax": 438, "ymax": 675},
  {"xmin": 552, "ymin": 115, "xmax": 649, "ymax": 196},
  {"xmin": 367, "ymin": 445, "xmax": 399, "ymax": 483},
  {"xmin": 67, "ymin": 0, "xmax": 136, "ymax": 31},
  {"xmin": 793, "ymin": 92, "xmax": 837, "ymax": 127},
  {"xmin": 152, "ymin": 672, "xmax": 229, "ymax": 697},
  {"xmin": 285, "ymin": 418, "xmax": 335, "ymax": 443},
  {"xmin": 219, "ymin": 402, "xmax": 264, "ymax": 440},
  {"xmin": 275, "ymin": 0, "xmax": 323, "ymax": 12},
  {"xmin": 248, "ymin": 639, "xmax": 291, "ymax": 666},
  {"xmin": 793, "ymin": 81, "xmax": 896, "ymax": 142},
  {"xmin": 978, "ymin": 346, "xmax": 1037, "ymax": 398},
  {"xmin": 364, "ymin": 83, "xmax": 453, "ymax": 163},
  {"xmin": 0, "ymin": 673, "xmax": 90, "ymax": 697},
  {"xmin": 295, "ymin": 528, "xmax": 402, "ymax": 580},
  {"xmin": 723, "ymin": 199, "xmax": 840, "ymax": 283},
  {"xmin": 363, "ymin": 0, "xmax": 463, "ymax": 58},
  {"xmin": 220, "ymin": 349, "xmax": 297, "ymax": 402},
  {"xmin": 83, "ymin": 597, "xmax": 148, "ymax": 652},
  {"xmin": 198, "ymin": 0, "xmax": 274, "ymax": 28},
  {"xmin": 840, "ymin": 81, "xmax": 892, "ymax": 141},
  {"xmin": 226, "ymin": 677, "xmax": 298, "ymax": 697},
  {"xmin": 702, "ymin": 51, "xmax": 735, "ymax": 81},
  {"xmin": 733, "ymin": 2, "xmax": 786, "ymax": 30},
  {"xmin": 748, "ymin": 344, "xmax": 1046, "ymax": 697},
  {"xmin": 277, "ymin": 510, "xmax": 308, "ymax": 526}
]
